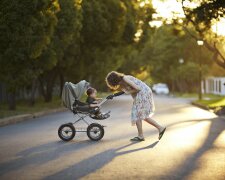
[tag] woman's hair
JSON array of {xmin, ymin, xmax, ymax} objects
[
  {"xmin": 105, "ymin": 71, "xmax": 124, "ymax": 89},
  {"xmin": 86, "ymin": 87, "xmax": 96, "ymax": 96}
]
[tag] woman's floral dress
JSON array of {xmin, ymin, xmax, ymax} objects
[{"xmin": 124, "ymin": 75, "xmax": 155, "ymax": 125}]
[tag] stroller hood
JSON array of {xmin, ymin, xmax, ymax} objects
[{"xmin": 62, "ymin": 80, "xmax": 90, "ymax": 111}]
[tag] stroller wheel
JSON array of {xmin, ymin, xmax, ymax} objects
[
  {"xmin": 87, "ymin": 123, "xmax": 104, "ymax": 141},
  {"xmin": 58, "ymin": 123, "xmax": 76, "ymax": 141}
]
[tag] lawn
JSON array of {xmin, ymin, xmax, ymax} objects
[
  {"xmin": 0, "ymin": 96, "xmax": 63, "ymax": 119},
  {"xmin": 174, "ymin": 92, "xmax": 225, "ymax": 109},
  {"xmin": 194, "ymin": 97, "xmax": 225, "ymax": 108},
  {"xmin": 0, "ymin": 92, "xmax": 110, "ymax": 119}
]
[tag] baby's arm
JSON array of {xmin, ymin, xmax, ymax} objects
[
  {"xmin": 89, "ymin": 104, "xmax": 99, "ymax": 107},
  {"xmin": 95, "ymin": 98, "xmax": 103, "ymax": 103},
  {"xmin": 89, "ymin": 100, "xmax": 101, "ymax": 107}
]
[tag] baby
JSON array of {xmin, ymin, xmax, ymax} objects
[
  {"xmin": 86, "ymin": 87, "xmax": 109, "ymax": 120},
  {"xmin": 86, "ymin": 88, "xmax": 102, "ymax": 107}
]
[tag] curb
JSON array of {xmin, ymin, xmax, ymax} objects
[
  {"xmin": 191, "ymin": 102, "xmax": 210, "ymax": 110},
  {"xmin": 0, "ymin": 107, "xmax": 68, "ymax": 127},
  {"xmin": 192, "ymin": 102, "xmax": 225, "ymax": 117}
]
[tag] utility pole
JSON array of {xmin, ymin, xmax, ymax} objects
[{"xmin": 197, "ymin": 40, "xmax": 204, "ymax": 100}]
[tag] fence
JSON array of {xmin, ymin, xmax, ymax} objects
[{"xmin": 202, "ymin": 77, "xmax": 225, "ymax": 95}]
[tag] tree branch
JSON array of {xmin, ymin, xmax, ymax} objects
[{"xmin": 180, "ymin": 0, "xmax": 225, "ymax": 69}]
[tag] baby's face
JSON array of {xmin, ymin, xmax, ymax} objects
[{"xmin": 91, "ymin": 90, "xmax": 97, "ymax": 98}]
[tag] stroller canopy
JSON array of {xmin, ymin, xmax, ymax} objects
[{"xmin": 62, "ymin": 80, "xmax": 90, "ymax": 111}]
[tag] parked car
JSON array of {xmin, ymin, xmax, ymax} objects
[{"xmin": 152, "ymin": 83, "xmax": 169, "ymax": 95}]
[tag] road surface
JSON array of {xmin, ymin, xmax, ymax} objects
[{"xmin": 0, "ymin": 95, "xmax": 224, "ymax": 180}]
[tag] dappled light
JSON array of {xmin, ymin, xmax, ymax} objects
[{"xmin": 212, "ymin": 17, "xmax": 225, "ymax": 36}]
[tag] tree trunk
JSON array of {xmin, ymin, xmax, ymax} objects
[
  {"xmin": 59, "ymin": 73, "xmax": 65, "ymax": 97},
  {"xmin": 29, "ymin": 79, "xmax": 37, "ymax": 106},
  {"xmin": 39, "ymin": 70, "xmax": 57, "ymax": 103},
  {"xmin": 8, "ymin": 92, "xmax": 16, "ymax": 110},
  {"xmin": 45, "ymin": 82, "xmax": 54, "ymax": 102}
]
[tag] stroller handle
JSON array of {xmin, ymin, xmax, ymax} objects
[
  {"xmin": 113, "ymin": 91, "xmax": 125, "ymax": 97},
  {"xmin": 98, "ymin": 91, "xmax": 124, "ymax": 106}
]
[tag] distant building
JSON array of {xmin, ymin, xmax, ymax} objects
[{"xmin": 202, "ymin": 77, "xmax": 225, "ymax": 95}]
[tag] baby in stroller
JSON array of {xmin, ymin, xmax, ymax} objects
[{"xmin": 86, "ymin": 87, "xmax": 110, "ymax": 120}]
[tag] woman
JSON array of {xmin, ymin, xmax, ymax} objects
[{"xmin": 105, "ymin": 71, "xmax": 166, "ymax": 141}]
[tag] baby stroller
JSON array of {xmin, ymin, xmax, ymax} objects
[{"xmin": 58, "ymin": 80, "xmax": 124, "ymax": 141}]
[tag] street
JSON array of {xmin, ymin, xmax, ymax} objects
[{"xmin": 0, "ymin": 95, "xmax": 224, "ymax": 180}]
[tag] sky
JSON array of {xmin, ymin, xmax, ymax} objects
[{"xmin": 147, "ymin": 0, "xmax": 225, "ymax": 36}]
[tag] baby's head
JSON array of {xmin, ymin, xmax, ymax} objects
[{"xmin": 86, "ymin": 87, "xmax": 97, "ymax": 98}]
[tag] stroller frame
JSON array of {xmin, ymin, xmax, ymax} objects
[
  {"xmin": 71, "ymin": 109, "xmax": 107, "ymax": 132},
  {"xmin": 58, "ymin": 82, "xmax": 124, "ymax": 141}
]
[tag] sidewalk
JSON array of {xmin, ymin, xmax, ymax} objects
[{"xmin": 0, "ymin": 108, "xmax": 67, "ymax": 127}]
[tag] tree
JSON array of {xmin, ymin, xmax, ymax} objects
[
  {"xmin": 180, "ymin": 0, "xmax": 225, "ymax": 69},
  {"xmin": 0, "ymin": 0, "xmax": 57, "ymax": 109},
  {"xmin": 135, "ymin": 25, "xmax": 213, "ymax": 92},
  {"xmin": 78, "ymin": 0, "xmax": 155, "ymax": 89},
  {"xmin": 38, "ymin": 0, "xmax": 82, "ymax": 102},
  {"xmin": 78, "ymin": 0, "xmax": 131, "ymax": 89}
]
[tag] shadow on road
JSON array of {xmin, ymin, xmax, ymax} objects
[
  {"xmin": 165, "ymin": 117, "xmax": 225, "ymax": 179},
  {"xmin": 43, "ymin": 140, "xmax": 159, "ymax": 180},
  {"xmin": 0, "ymin": 116, "xmax": 224, "ymax": 179},
  {"xmin": 44, "ymin": 116, "xmax": 224, "ymax": 179},
  {"xmin": 0, "ymin": 134, "xmax": 158, "ymax": 179},
  {"xmin": 0, "ymin": 140, "xmax": 97, "ymax": 177}
]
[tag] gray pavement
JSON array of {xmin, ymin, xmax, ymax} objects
[{"xmin": 0, "ymin": 95, "xmax": 224, "ymax": 180}]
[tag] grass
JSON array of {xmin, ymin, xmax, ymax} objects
[
  {"xmin": 194, "ymin": 97, "xmax": 225, "ymax": 108},
  {"xmin": 0, "ymin": 92, "xmax": 110, "ymax": 119},
  {"xmin": 174, "ymin": 92, "xmax": 199, "ymax": 98},
  {"xmin": 174, "ymin": 92, "xmax": 223, "ymax": 99},
  {"xmin": 174, "ymin": 92, "xmax": 225, "ymax": 109},
  {"xmin": 0, "ymin": 96, "xmax": 62, "ymax": 119}
]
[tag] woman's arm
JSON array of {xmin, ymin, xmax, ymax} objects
[
  {"xmin": 123, "ymin": 76, "xmax": 141, "ymax": 92},
  {"xmin": 121, "ymin": 88, "xmax": 131, "ymax": 94}
]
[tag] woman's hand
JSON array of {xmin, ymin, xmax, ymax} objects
[{"xmin": 131, "ymin": 92, "xmax": 137, "ymax": 99}]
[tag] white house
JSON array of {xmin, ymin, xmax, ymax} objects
[{"xmin": 202, "ymin": 77, "xmax": 225, "ymax": 95}]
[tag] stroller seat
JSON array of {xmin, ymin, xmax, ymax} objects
[
  {"xmin": 73, "ymin": 100, "xmax": 110, "ymax": 120},
  {"xmin": 73, "ymin": 100, "xmax": 98, "ymax": 114},
  {"xmin": 62, "ymin": 81, "xmax": 112, "ymax": 120}
]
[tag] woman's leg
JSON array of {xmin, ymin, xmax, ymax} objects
[
  {"xmin": 144, "ymin": 117, "xmax": 165, "ymax": 132},
  {"xmin": 136, "ymin": 120, "xmax": 144, "ymax": 138}
]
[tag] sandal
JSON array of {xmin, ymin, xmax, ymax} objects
[
  {"xmin": 159, "ymin": 128, "xmax": 166, "ymax": 140},
  {"xmin": 130, "ymin": 137, "xmax": 145, "ymax": 141}
]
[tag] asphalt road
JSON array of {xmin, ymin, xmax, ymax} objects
[{"xmin": 0, "ymin": 95, "xmax": 224, "ymax": 180}]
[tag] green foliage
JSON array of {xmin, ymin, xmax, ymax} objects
[
  {"xmin": 171, "ymin": 62, "xmax": 199, "ymax": 92},
  {"xmin": 2, "ymin": 0, "xmax": 220, "ymax": 110},
  {"xmin": 81, "ymin": 0, "xmax": 126, "ymax": 46},
  {"xmin": 0, "ymin": 0, "xmax": 57, "ymax": 92},
  {"xmin": 131, "ymin": 25, "xmax": 214, "ymax": 92},
  {"xmin": 76, "ymin": 0, "xmax": 150, "ymax": 89},
  {"xmin": 181, "ymin": 0, "xmax": 225, "ymax": 69},
  {"xmin": 37, "ymin": 0, "xmax": 83, "ymax": 102},
  {"xmin": 184, "ymin": 0, "xmax": 225, "ymax": 32},
  {"xmin": 0, "ymin": 0, "xmax": 153, "ymax": 108}
]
